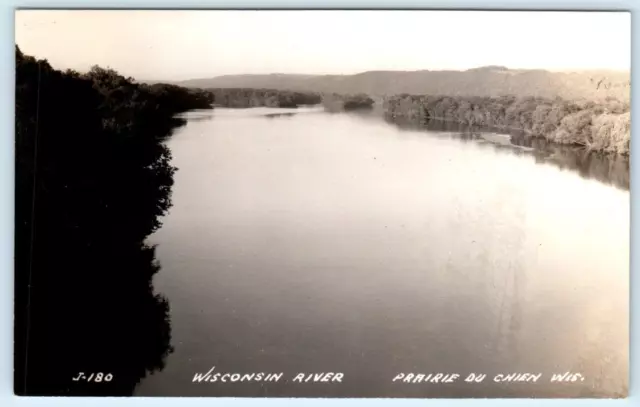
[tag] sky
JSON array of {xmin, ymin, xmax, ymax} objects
[{"xmin": 15, "ymin": 10, "xmax": 631, "ymax": 81}]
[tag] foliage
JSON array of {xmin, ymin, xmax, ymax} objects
[
  {"xmin": 14, "ymin": 46, "xmax": 210, "ymax": 395},
  {"xmin": 383, "ymin": 94, "xmax": 631, "ymax": 154},
  {"xmin": 207, "ymin": 88, "xmax": 321, "ymax": 108}
]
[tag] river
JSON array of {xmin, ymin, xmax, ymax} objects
[{"xmin": 135, "ymin": 106, "xmax": 628, "ymax": 398}]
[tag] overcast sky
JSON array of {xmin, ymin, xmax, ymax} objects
[{"xmin": 15, "ymin": 10, "xmax": 631, "ymax": 81}]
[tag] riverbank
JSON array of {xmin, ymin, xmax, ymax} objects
[
  {"xmin": 15, "ymin": 47, "xmax": 212, "ymax": 395},
  {"xmin": 385, "ymin": 116, "xmax": 629, "ymax": 191},
  {"xmin": 382, "ymin": 94, "xmax": 630, "ymax": 155}
]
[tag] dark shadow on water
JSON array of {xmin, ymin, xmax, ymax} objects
[
  {"xmin": 180, "ymin": 115, "xmax": 213, "ymax": 123},
  {"xmin": 14, "ymin": 51, "xmax": 188, "ymax": 396},
  {"xmin": 176, "ymin": 110, "xmax": 214, "ymax": 123},
  {"xmin": 385, "ymin": 117, "xmax": 629, "ymax": 191},
  {"xmin": 264, "ymin": 112, "xmax": 298, "ymax": 119},
  {"xmin": 261, "ymin": 109, "xmax": 326, "ymax": 120}
]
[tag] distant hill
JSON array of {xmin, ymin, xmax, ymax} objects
[{"xmin": 176, "ymin": 67, "xmax": 630, "ymax": 101}]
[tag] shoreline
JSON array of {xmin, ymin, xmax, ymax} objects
[{"xmin": 382, "ymin": 95, "xmax": 630, "ymax": 155}]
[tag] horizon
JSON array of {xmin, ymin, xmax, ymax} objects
[
  {"xmin": 15, "ymin": 10, "xmax": 631, "ymax": 82},
  {"xmin": 13, "ymin": 47, "xmax": 632, "ymax": 83},
  {"xmin": 177, "ymin": 65, "xmax": 630, "ymax": 82}
]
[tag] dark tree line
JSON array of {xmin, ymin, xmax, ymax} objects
[
  {"xmin": 14, "ymin": 46, "xmax": 211, "ymax": 396},
  {"xmin": 383, "ymin": 94, "xmax": 630, "ymax": 155},
  {"xmin": 207, "ymin": 88, "xmax": 322, "ymax": 108},
  {"xmin": 147, "ymin": 83, "xmax": 214, "ymax": 115}
]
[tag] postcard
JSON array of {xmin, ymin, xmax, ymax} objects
[{"xmin": 14, "ymin": 10, "xmax": 630, "ymax": 398}]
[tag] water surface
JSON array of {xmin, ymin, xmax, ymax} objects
[{"xmin": 136, "ymin": 107, "xmax": 628, "ymax": 398}]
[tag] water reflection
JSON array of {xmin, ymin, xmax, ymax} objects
[
  {"xmin": 181, "ymin": 116, "xmax": 213, "ymax": 123},
  {"xmin": 176, "ymin": 110, "xmax": 214, "ymax": 123},
  {"xmin": 385, "ymin": 117, "xmax": 629, "ymax": 191},
  {"xmin": 264, "ymin": 112, "xmax": 298, "ymax": 119}
]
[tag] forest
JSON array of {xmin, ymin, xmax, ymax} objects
[
  {"xmin": 207, "ymin": 88, "xmax": 321, "ymax": 108},
  {"xmin": 14, "ymin": 46, "xmax": 212, "ymax": 395},
  {"xmin": 383, "ymin": 94, "xmax": 631, "ymax": 155}
]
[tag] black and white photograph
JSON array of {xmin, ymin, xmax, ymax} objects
[{"xmin": 14, "ymin": 10, "xmax": 630, "ymax": 398}]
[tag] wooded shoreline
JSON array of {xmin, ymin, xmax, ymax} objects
[
  {"xmin": 382, "ymin": 94, "xmax": 630, "ymax": 155},
  {"xmin": 190, "ymin": 87, "xmax": 630, "ymax": 155}
]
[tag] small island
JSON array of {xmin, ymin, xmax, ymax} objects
[{"xmin": 321, "ymin": 93, "xmax": 375, "ymax": 112}]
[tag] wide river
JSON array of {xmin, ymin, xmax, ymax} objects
[{"xmin": 136, "ymin": 107, "xmax": 629, "ymax": 398}]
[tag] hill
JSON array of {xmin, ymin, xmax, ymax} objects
[{"xmin": 177, "ymin": 67, "xmax": 630, "ymax": 101}]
